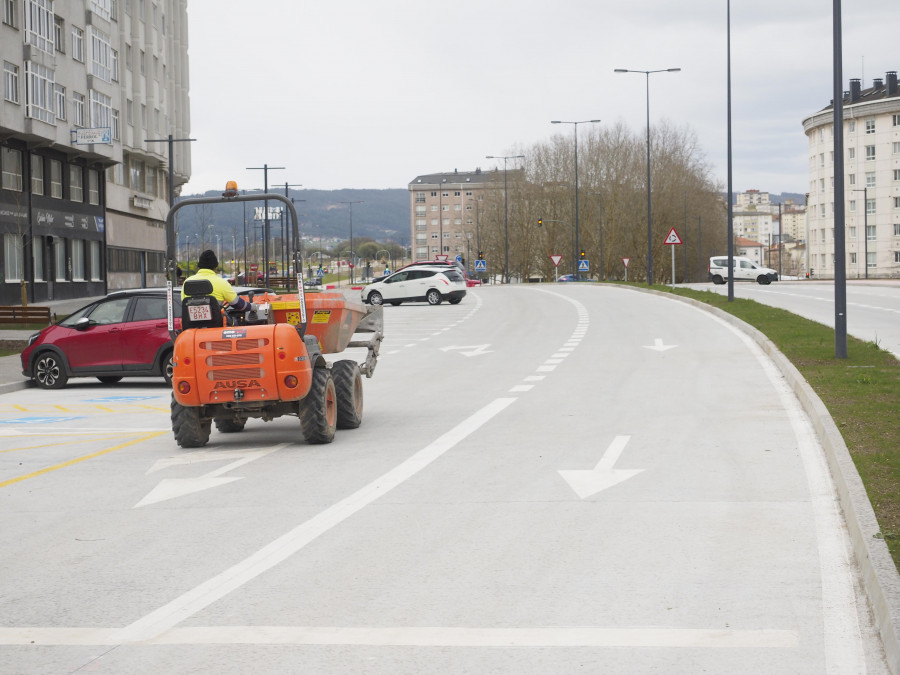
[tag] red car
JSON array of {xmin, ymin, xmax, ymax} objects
[{"xmin": 20, "ymin": 289, "xmax": 180, "ymax": 389}]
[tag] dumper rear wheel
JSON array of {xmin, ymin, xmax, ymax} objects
[
  {"xmin": 333, "ymin": 360, "xmax": 363, "ymax": 429},
  {"xmin": 299, "ymin": 367, "xmax": 337, "ymax": 444},
  {"xmin": 171, "ymin": 396, "xmax": 211, "ymax": 448}
]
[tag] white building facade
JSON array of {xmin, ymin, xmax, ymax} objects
[
  {"xmin": 803, "ymin": 71, "xmax": 900, "ymax": 278},
  {"xmin": 0, "ymin": 0, "xmax": 190, "ymax": 304}
]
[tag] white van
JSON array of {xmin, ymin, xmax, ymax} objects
[{"xmin": 708, "ymin": 256, "xmax": 778, "ymax": 285}]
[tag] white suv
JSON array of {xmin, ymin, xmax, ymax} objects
[
  {"xmin": 708, "ymin": 256, "xmax": 778, "ymax": 285},
  {"xmin": 361, "ymin": 266, "xmax": 467, "ymax": 306}
]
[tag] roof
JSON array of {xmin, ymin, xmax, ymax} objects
[
  {"xmin": 735, "ymin": 237, "xmax": 764, "ymax": 248},
  {"xmin": 408, "ymin": 168, "xmax": 522, "ymax": 188}
]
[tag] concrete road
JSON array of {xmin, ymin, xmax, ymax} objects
[
  {"xmin": 0, "ymin": 285, "xmax": 890, "ymax": 673},
  {"xmin": 683, "ymin": 279, "xmax": 900, "ymax": 360}
]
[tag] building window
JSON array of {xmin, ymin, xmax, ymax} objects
[
  {"xmin": 866, "ymin": 172, "xmax": 876, "ymax": 188},
  {"xmin": 3, "ymin": 0, "xmax": 18, "ymax": 27},
  {"xmin": 111, "ymin": 108, "xmax": 119, "ymax": 140},
  {"xmin": 895, "ymin": 224, "xmax": 900, "ymax": 236},
  {"xmin": 30, "ymin": 154, "xmax": 43, "ymax": 195},
  {"xmin": 849, "ymin": 200, "xmax": 856, "ymax": 212},
  {"xmin": 866, "ymin": 199, "xmax": 876, "ymax": 216},
  {"xmin": 111, "ymin": 49, "xmax": 118, "ymax": 81},
  {"xmin": 49, "ymin": 158, "xmax": 61, "ymax": 197},
  {"xmin": 89, "ymin": 89, "xmax": 112, "ymax": 128},
  {"xmin": 894, "ymin": 142, "xmax": 900, "ymax": 155},
  {"xmin": 894, "ymin": 197, "xmax": 900, "ymax": 210},
  {"xmin": 25, "ymin": 0, "xmax": 54, "ymax": 53},
  {"xmin": 865, "ymin": 145, "xmax": 876, "ymax": 161},
  {"xmin": 32, "ymin": 235, "xmax": 43, "ymax": 281},
  {"xmin": 867, "ymin": 252, "xmax": 876, "ymax": 268},
  {"xmin": 54, "ymin": 237, "xmax": 65, "ymax": 280},
  {"xmin": 70, "ymin": 165, "xmax": 83, "ymax": 202},
  {"xmin": 89, "ymin": 27, "xmax": 113, "ymax": 82},
  {"xmin": 53, "ymin": 14, "xmax": 64, "ymax": 52},
  {"xmin": 4, "ymin": 233, "xmax": 24, "ymax": 281},
  {"xmin": 71, "ymin": 25, "xmax": 84, "ymax": 62},
  {"xmin": 1, "ymin": 146, "xmax": 23, "ymax": 191},
  {"xmin": 24, "ymin": 61, "xmax": 55, "ymax": 124},
  {"xmin": 849, "ymin": 147, "xmax": 855, "ymax": 160},
  {"xmin": 896, "ymin": 252, "xmax": 900, "ymax": 264},
  {"xmin": 90, "ymin": 0, "xmax": 111, "ymax": 20},
  {"xmin": 73, "ymin": 91, "xmax": 85, "ymax": 126},
  {"xmin": 415, "ymin": 192, "xmax": 425, "ymax": 203},
  {"xmin": 849, "ymin": 252, "xmax": 856, "ymax": 265},
  {"xmin": 72, "ymin": 239, "xmax": 85, "ymax": 280},
  {"xmin": 54, "ymin": 84, "xmax": 65, "ymax": 120},
  {"xmin": 90, "ymin": 240, "xmax": 101, "ymax": 280},
  {"xmin": 849, "ymin": 120, "xmax": 855, "ymax": 133},
  {"xmin": 88, "ymin": 169, "xmax": 100, "ymax": 204},
  {"xmin": 865, "ymin": 119, "xmax": 875, "ymax": 134},
  {"xmin": 3, "ymin": 61, "xmax": 18, "ymax": 103},
  {"xmin": 819, "ymin": 153, "xmax": 824, "ymax": 167},
  {"xmin": 849, "ymin": 173, "xmax": 856, "ymax": 185}
]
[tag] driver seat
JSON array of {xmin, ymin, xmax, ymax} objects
[{"xmin": 181, "ymin": 279, "xmax": 224, "ymax": 329}]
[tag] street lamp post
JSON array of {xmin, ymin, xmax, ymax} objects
[
  {"xmin": 614, "ymin": 68, "xmax": 680, "ymax": 285},
  {"xmin": 549, "ymin": 120, "xmax": 600, "ymax": 278},
  {"xmin": 485, "ymin": 154, "xmax": 525, "ymax": 283},
  {"xmin": 340, "ymin": 200, "xmax": 364, "ymax": 284}
]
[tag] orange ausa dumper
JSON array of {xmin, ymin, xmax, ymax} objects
[{"xmin": 165, "ymin": 183, "xmax": 383, "ymax": 448}]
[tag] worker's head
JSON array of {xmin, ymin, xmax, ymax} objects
[{"xmin": 198, "ymin": 249, "xmax": 218, "ymax": 271}]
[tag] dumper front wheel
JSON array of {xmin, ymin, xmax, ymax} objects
[
  {"xmin": 299, "ymin": 367, "xmax": 337, "ymax": 444},
  {"xmin": 333, "ymin": 360, "xmax": 363, "ymax": 429},
  {"xmin": 171, "ymin": 397, "xmax": 211, "ymax": 448}
]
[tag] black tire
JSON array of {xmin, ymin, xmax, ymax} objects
[
  {"xmin": 449, "ymin": 297, "xmax": 462, "ymax": 305},
  {"xmin": 215, "ymin": 417, "xmax": 246, "ymax": 433},
  {"xmin": 426, "ymin": 289, "xmax": 442, "ymax": 305},
  {"xmin": 298, "ymin": 367, "xmax": 337, "ymax": 444},
  {"xmin": 711, "ymin": 275, "xmax": 725, "ymax": 285},
  {"xmin": 367, "ymin": 291, "xmax": 383, "ymax": 306},
  {"xmin": 332, "ymin": 360, "xmax": 363, "ymax": 429},
  {"xmin": 171, "ymin": 396, "xmax": 211, "ymax": 448},
  {"xmin": 757, "ymin": 275, "xmax": 771, "ymax": 285},
  {"xmin": 33, "ymin": 352, "xmax": 68, "ymax": 389},
  {"xmin": 97, "ymin": 376, "xmax": 123, "ymax": 384},
  {"xmin": 161, "ymin": 349, "xmax": 174, "ymax": 385}
]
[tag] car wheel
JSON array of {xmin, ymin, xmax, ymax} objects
[
  {"xmin": 161, "ymin": 349, "xmax": 174, "ymax": 385},
  {"xmin": 332, "ymin": 360, "xmax": 363, "ymax": 429},
  {"xmin": 368, "ymin": 291, "xmax": 383, "ymax": 306},
  {"xmin": 97, "ymin": 376, "xmax": 123, "ymax": 384},
  {"xmin": 712, "ymin": 275, "xmax": 725, "ymax": 285},
  {"xmin": 757, "ymin": 275, "xmax": 771, "ymax": 285},
  {"xmin": 215, "ymin": 417, "xmax": 246, "ymax": 433},
  {"xmin": 33, "ymin": 352, "xmax": 68, "ymax": 389},
  {"xmin": 449, "ymin": 297, "xmax": 462, "ymax": 305},
  {"xmin": 298, "ymin": 367, "xmax": 337, "ymax": 444},
  {"xmin": 170, "ymin": 396, "xmax": 211, "ymax": 448},
  {"xmin": 426, "ymin": 289, "xmax": 442, "ymax": 305}
]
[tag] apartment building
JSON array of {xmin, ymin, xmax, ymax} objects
[
  {"xmin": 0, "ymin": 0, "xmax": 190, "ymax": 305},
  {"xmin": 803, "ymin": 71, "xmax": 900, "ymax": 278},
  {"xmin": 408, "ymin": 169, "xmax": 505, "ymax": 264}
]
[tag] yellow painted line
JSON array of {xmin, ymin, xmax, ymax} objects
[
  {"xmin": 54, "ymin": 405, "xmax": 70, "ymax": 412},
  {"xmin": 0, "ymin": 433, "xmax": 148, "ymax": 454},
  {"xmin": 0, "ymin": 431, "xmax": 167, "ymax": 488}
]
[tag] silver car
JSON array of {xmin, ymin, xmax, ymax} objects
[{"xmin": 361, "ymin": 266, "xmax": 467, "ymax": 306}]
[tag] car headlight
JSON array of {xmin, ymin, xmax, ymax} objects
[{"xmin": 27, "ymin": 333, "xmax": 40, "ymax": 347}]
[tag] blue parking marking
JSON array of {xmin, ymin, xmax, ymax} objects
[{"xmin": 0, "ymin": 416, "xmax": 85, "ymax": 425}]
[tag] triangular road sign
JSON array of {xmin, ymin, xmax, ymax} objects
[
  {"xmin": 664, "ymin": 228, "xmax": 682, "ymax": 245},
  {"xmin": 550, "ymin": 255, "xmax": 563, "ymax": 268}
]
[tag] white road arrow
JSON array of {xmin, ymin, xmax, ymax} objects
[
  {"xmin": 440, "ymin": 344, "xmax": 493, "ymax": 357},
  {"xmin": 135, "ymin": 444, "xmax": 287, "ymax": 508},
  {"xmin": 558, "ymin": 435, "xmax": 643, "ymax": 499},
  {"xmin": 644, "ymin": 338, "xmax": 677, "ymax": 352}
]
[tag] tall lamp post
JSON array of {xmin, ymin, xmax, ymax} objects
[
  {"xmin": 340, "ymin": 200, "xmax": 364, "ymax": 284},
  {"xmin": 549, "ymin": 120, "xmax": 600, "ymax": 278},
  {"xmin": 485, "ymin": 154, "xmax": 525, "ymax": 283},
  {"xmin": 614, "ymin": 68, "xmax": 680, "ymax": 285}
]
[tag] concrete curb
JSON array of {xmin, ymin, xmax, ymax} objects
[{"xmin": 633, "ymin": 286, "xmax": 900, "ymax": 673}]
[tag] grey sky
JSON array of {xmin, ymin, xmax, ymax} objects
[{"xmin": 183, "ymin": 0, "xmax": 897, "ymax": 197}]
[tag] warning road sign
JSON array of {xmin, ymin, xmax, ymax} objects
[{"xmin": 664, "ymin": 228, "xmax": 682, "ymax": 245}]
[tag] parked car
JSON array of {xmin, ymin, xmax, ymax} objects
[
  {"xmin": 708, "ymin": 256, "xmax": 778, "ymax": 285},
  {"xmin": 361, "ymin": 266, "xmax": 466, "ymax": 306},
  {"xmin": 21, "ymin": 289, "xmax": 182, "ymax": 389}
]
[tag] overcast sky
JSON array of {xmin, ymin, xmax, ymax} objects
[{"xmin": 181, "ymin": 0, "xmax": 897, "ymax": 197}]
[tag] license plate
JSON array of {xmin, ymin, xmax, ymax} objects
[{"xmin": 188, "ymin": 305, "xmax": 213, "ymax": 321}]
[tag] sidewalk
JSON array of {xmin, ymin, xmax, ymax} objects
[{"xmin": 0, "ymin": 295, "xmax": 105, "ymax": 396}]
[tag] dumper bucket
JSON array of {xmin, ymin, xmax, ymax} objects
[{"xmin": 267, "ymin": 292, "xmax": 380, "ymax": 354}]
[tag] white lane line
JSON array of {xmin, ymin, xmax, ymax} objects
[
  {"xmin": 0, "ymin": 625, "xmax": 799, "ymax": 648},
  {"xmin": 509, "ymin": 385, "xmax": 534, "ymax": 392},
  {"xmin": 536, "ymin": 365, "xmax": 556, "ymax": 372},
  {"xmin": 111, "ymin": 397, "xmax": 518, "ymax": 644},
  {"xmin": 524, "ymin": 376, "xmax": 545, "ymax": 382},
  {"xmin": 689, "ymin": 304, "xmax": 865, "ymax": 674}
]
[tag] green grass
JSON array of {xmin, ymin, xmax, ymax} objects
[{"xmin": 633, "ymin": 283, "xmax": 900, "ymax": 566}]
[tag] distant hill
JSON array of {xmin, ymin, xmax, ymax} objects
[{"xmin": 174, "ymin": 188, "xmax": 410, "ymax": 246}]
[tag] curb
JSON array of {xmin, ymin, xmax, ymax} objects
[{"xmin": 631, "ymin": 286, "xmax": 900, "ymax": 673}]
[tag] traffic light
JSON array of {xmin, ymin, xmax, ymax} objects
[
  {"xmin": 538, "ymin": 219, "xmax": 543, "ymax": 227},
  {"xmin": 478, "ymin": 250, "xmax": 484, "ymax": 260},
  {"xmin": 580, "ymin": 249, "xmax": 586, "ymax": 259}
]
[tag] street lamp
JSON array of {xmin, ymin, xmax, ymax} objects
[
  {"xmin": 549, "ymin": 120, "xmax": 600, "ymax": 278},
  {"xmin": 340, "ymin": 200, "xmax": 364, "ymax": 283},
  {"xmin": 614, "ymin": 68, "xmax": 680, "ymax": 285},
  {"xmin": 853, "ymin": 187, "xmax": 869, "ymax": 279},
  {"xmin": 485, "ymin": 154, "xmax": 525, "ymax": 283}
]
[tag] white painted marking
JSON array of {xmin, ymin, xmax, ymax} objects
[
  {"xmin": 440, "ymin": 344, "xmax": 493, "ymax": 357},
  {"xmin": 644, "ymin": 338, "xmax": 677, "ymax": 352},
  {"xmin": 0, "ymin": 625, "xmax": 799, "ymax": 648},
  {"xmin": 509, "ymin": 385, "xmax": 534, "ymax": 392},
  {"xmin": 112, "ymin": 398, "xmax": 518, "ymax": 644},
  {"xmin": 524, "ymin": 376, "xmax": 545, "ymax": 382},
  {"xmin": 536, "ymin": 365, "xmax": 556, "ymax": 372},
  {"xmin": 558, "ymin": 435, "xmax": 643, "ymax": 499},
  {"xmin": 545, "ymin": 359, "xmax": 564, "ymax": 365},
  {"xmin": 551, "ymin": 353, "xmax": 570, "ymax": 359}
]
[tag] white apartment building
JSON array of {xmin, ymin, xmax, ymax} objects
[
  {"xmin": 780, "ymin": 199, "xmax": 807, "ymax": 242},
  {"xmin": 803, "ymin": 71, "xmax": 900, "ymax": 278},
  {"xmin": 1, "ymin": 0, "xmax": 190, "ymax": 305}
]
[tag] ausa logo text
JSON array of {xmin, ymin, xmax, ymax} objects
[{"xmin": 214, "ymin": 379, "xmax": 261, "ymax": 389}]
